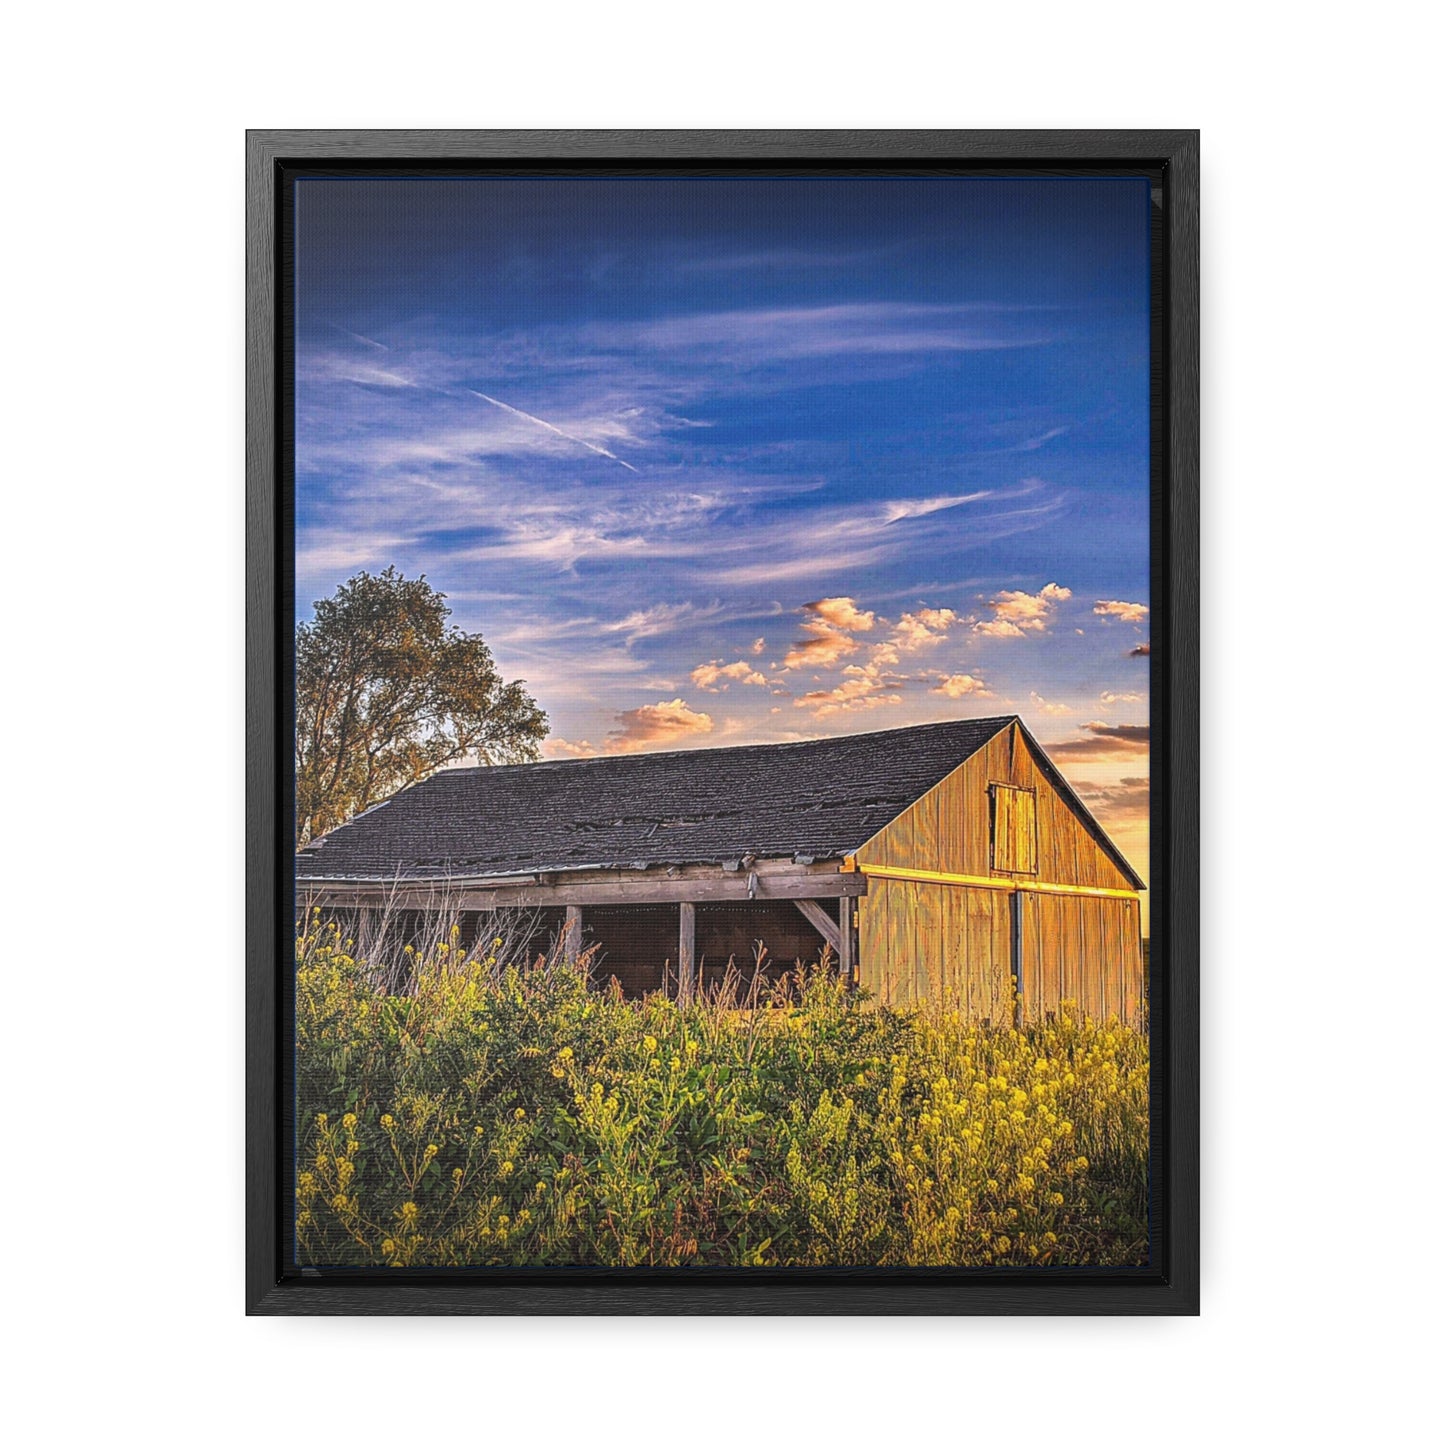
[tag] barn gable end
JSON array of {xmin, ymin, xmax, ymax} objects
[
  {"xmin": 853, "ymin": 718, "xmax": 1142, "ymax": 892},
  {"xmin": 851, "ymin": 719, "xmax": 1144, "ymax": 1020}
]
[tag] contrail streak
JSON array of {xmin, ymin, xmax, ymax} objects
[
  {"xmin": 328, "ymin": 321, "xmax": 389, "ymax": 351},
  {"xmin": 468, "ymin": 390, "xmax": 638, "ymax": 472}
]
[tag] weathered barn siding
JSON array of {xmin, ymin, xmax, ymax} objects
[
  {"xmin": 1017, "ymin": 891, "xmax": 1143, "ymax": 1024},
  {"xmin": 854, "ymin": 720, "xmax": 1143, "ymax": 1023},
  {"xmin": 858, "ymin": 878, "xmax": 1014, "ymax": 1018}
]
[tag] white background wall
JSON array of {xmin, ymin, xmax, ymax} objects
[{"xmin": 4, "ymin": 3, "xmax": 1437, "ymax": 1439}]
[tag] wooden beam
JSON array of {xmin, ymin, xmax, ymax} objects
[
  {"xmin": 845, "ymin": 860, "xmax": 1139, "ymax": 901},
  {"xmin": 792, "ymin": 898, "xmax": 842, "ymax": 954},
  {"xmin": 564, "ymin": 905, "xmax": 582, "ymax": 964},
  {"xmin": 678, "ymin": 902, "xmax": 695, "ymax": 1000},
  {"xmin": 299, "ymin": 869, "xmax": 866, "ymax": 912}
]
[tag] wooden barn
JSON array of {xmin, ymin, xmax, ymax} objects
[{"xmin": 296, "ymin": 716, "xmax": 1145, "ymax": 1024}]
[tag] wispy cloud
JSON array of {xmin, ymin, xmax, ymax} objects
[
  {"xmin": 604, "ymin": 601, "xmax": 725, "ymax": 644},
  {"xmin": 628, "ymin": 302, "xmax": 1050, "ymax": 361},
  {"xmin": 880, "ymin": 492, "xmax": 992, "ymax": 523},
  {"xmin": 295, "ymin": 529, "xmax": 410, "ymax": 584}
]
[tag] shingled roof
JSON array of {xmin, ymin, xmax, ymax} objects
[{"xmin": 297, "ymin": 716, "xmax": 1037, "ymax": 882}]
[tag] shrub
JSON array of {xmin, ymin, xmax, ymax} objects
[{"xmin": 295, "ymin": 914, "xmax": 1148, "ymax": 1268}]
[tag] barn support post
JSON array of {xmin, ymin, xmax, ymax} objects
[
  {"xmin": 564, "ymin": 905, "xmax": 582, "ymax": 966},
  {"xmin": 678, "ymin": 901, "xmax": 696, "ymax": 1001},
  {"xmin": 1010, "ymin": 889, "xmax": 1024, "ymax": 1029},
  {"xmin": 837, "ymin": 895, "xmax": 857, "ymax": 987}
]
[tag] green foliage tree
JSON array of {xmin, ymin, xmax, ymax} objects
[{"xmin": 295, "ymin": 567, "xmax": 547, "ymax": 848}]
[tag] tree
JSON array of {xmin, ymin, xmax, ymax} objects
[{"xmin": 295, "ymin": 568, "xmax": 547, "ymax": 848}]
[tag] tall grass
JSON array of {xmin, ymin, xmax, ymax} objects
[{"xmin": 296, "ymin": 911, "xmax": 1149, "ymax": 1268}]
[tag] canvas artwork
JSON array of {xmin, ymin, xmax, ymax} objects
[{"xmin": 292, "ymin": 173, "xmax": 1154, "ymax": 1270}]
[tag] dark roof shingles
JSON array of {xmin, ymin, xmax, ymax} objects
[{"xmin": 296, "ymin": 717, "xmax": 1014, "ymax": 881}]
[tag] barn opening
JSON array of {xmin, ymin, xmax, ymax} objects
[
  {"xmin": 573, "ymin": 901, "xmax": 833, "ymax": 1000},
  {"xmin": 695, "ymin": 901, "xmax": 829, "ymax": 995},
  {"xmin": 576, "ymin": 904, "xmax": 678, "ymax": 997}
]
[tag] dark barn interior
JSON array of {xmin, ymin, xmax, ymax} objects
[
  {"xmin": 695, "ymin": 901, "xmax": 830, "ymax": 995},
  {"xmin": 567, "ymin": 901, "xmax": 830, "ymax": 999}
]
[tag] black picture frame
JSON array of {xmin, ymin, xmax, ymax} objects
[{"xmin": 247, "ymin": 128, "xmax": 1199, "ymax": 1316}]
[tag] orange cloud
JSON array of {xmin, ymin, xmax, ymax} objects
[
  {"xmin": 975, "ymin": 582, "xmax": 1071, "ymax": 637},
  {"xmin": 691, "ymin": 659, "xmax": 767, "ymax": 691},
  {"xmin": 890, "ymin": 606, "xmax": 959, "ymax": 651},
  {"xmin": 783, "ymin": 627, "xmax": 861, "ymax": 669},
  {"xmin": 1094, "ymin": 600, "xmax": 1149, "ymax": 623},
  {"xmin": 803, "ymin": 597, "xmax": 876, "ymax": 631},
  {"xmin": 794, "ymin": 660, "xmax": 903, "ymax": 719},
  {"xmin": 605, "ymin": 698, "xmax": 715, "ymax": 752},
  {"xmin": 544, "ymin": 737, "xmax": 599, "ymax": 758},
  {"xmin": 1048, "ymin": 721, "xmax": 1149, "ymax": 760},
  {"xmin": 1030, "ymin": 691, "xmax": 1073, "ymax": 716},
  {"xmin": 931, "ymin": 672, "xmax": 991, "ymax": 698},
  {"xmin": 1072, "ymin": 774, "xmax": 1150, "ymax": 823}
]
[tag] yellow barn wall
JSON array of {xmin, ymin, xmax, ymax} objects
[{"xmin": 853, "ymin": 721, "xmax": 1144, "ymax": 1023}]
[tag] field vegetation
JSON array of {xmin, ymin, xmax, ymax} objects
[{"xmin": 296, "ymin": 912, "xmax": 1149, "ymax": 1268}]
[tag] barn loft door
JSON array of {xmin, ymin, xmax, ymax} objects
[{"xmin": 990, "ymin": 783, "xmax": 1039, "ymax": 874}]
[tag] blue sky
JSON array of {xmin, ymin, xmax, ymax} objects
[{"xmin": 295, "ymin": 175, "xmax": 1152, "ymax": 882}]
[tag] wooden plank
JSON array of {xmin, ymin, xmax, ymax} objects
[
  {"xmin": 678, "ymin": 902, "xmax": 695, "ymax": 999},
  {"xmin": 860, "ymin": 884, "xmax": 888, "ymax": 1003},
  {"xmin": 848, "ymin": 862, "xmax": 1139, "ymax": 900},
  {"xmin": 1083, "ymin": 896, "xmax": 1105, "ymax": 1019},
  {"xmin": 793, "ymin": 898, "xmax": 843, "ymax": 954},
  {"xmin": 1019, "ymin": 889, "xmax": 1042, "ymax": 1023},
  {"xmin": 564, "ymin": 905, "xmax": 582, "ymax": 964}
]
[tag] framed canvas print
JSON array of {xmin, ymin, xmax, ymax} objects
[{"xmin": 247, "ymin": 129, "xmax": 1198, "ymax": 1315}]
